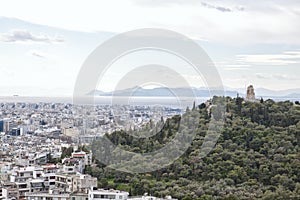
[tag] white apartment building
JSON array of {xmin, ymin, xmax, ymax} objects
[
  {"xmin": 88, "ymin": 188, "xmax": 129, "ymax": 200},
  {"xmin": 1, "ymin": 182, "xmax": 18, "ymax": 200},
  {"xmin": 71, "ymin": 151, "xmax": 93, "ymax": 166},
  {"xmin": 25, "ymin": 189, "xmax": 71, "ymax": 200}
]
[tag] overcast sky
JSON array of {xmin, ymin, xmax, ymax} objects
[{"xmin": 0, "ymin": 0, "xmax": 300, "ymax": 96}]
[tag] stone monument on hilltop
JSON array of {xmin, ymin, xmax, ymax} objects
[{"xmin": 246, "ymin": 85, "xmax": 255, "ymax": 101}]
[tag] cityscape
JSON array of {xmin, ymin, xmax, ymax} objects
[
  {"xmin": 0, "ymin": 102, "xmax": 181, "ymax": 199},
  {"xmin": 1, "ymin": 0, "xmax": 300, "ymax": 199}
]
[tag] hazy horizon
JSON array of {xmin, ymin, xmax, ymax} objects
[{"xmin": 1, "ymin": 0, "xmax": 300, "ymax": 96}]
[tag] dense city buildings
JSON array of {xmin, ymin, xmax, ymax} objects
[
  {"xmin": 0, "ymin": 102, "xmax": 181, "ymax": 142},
  {"xmin": 0, "ymin": 102, "xmax": 178, "ymax": 200}
]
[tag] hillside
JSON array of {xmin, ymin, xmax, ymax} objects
[{"xmin": 87, "ymin": 97, "xmax": 300, "ymax": 200}]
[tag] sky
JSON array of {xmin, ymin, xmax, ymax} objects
[{"xmin": 0, "ymin": 0, "xmax": 300, "ymax": 96}]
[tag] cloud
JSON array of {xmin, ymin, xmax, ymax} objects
[
  {"xmin": 0, "ymin": 29, "xmax": 64, "ymax": 44},
  {"xmin": 0, "ymin": 68, "xmax": 15, "ymax": 77},
  {"xmin": 131, "ymin": 0, "xmax": 187, "ymax": 7},
  {"xmin": 256, "ymin": 73, "xmax": 270, "ymax": 79},
  {"xmin": 1, "ymin": 1, "xmax": 300, "ymax": 44},
  {"xmin": 26, "ymin": 50, "xmax": 55, "ymax": 60},
  {"xmin": 214, "ymin": 61, "xmax": 250, "ymax": 71},
  {"xmin": 31, "ymin": 52, "xmax": 45, "ymax": 59},
  {"xmin": 256, "ymin": 73, "xmax": 297, "ymax": 80},
  {"xmin": 133, "ymin": 0, "xmax": 243, "ymax": 12},
  {"xmin": 273, "ymin": 74, "xmax": 298, "ymax": 80},
  {"xmin": 222, "ymin": 64, "xmax": 251, "ymax": 71},
  {"xmin": 201, "ymin": 2, "xmax": 232, "ymax": 12},
  {"xmin": 27, "ymin": 50, "xmax": 47, "ymax": 59},
  {"xmin": 237, "ymin": 50, "xmax": 300, "ymax": 66}
]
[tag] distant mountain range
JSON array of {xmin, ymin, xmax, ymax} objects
[{"xmin": 90, "ymin": 86, "xmax": 300, "ymax": 99}]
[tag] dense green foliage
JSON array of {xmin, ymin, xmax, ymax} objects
[
  {"xmin": 86, "ymin": 97, "xmax": 300, "ymax": 199},
  {"xmin": 60, "ymin": 146, "xmax": 74, "ymax": 159}
]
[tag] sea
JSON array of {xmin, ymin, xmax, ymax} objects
[{"xmin": 0, "ymin": 96, "xmax": 298, "ymax": 109}]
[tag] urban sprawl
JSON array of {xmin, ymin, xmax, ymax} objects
[{"xmin": 0, "ymin": 102, "xmax": 180, "ymax": 200}]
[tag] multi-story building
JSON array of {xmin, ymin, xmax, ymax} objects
[
  {"xmin": 0, "ymin": 118, "xmax": 10, "ymax": 133},
  {"xmin": 72, "ymin": 174, "xmax": 97, "ymax": 193},
  {"xmin": 1, "ymin": 182, "xmax": 18, "ymax": 200},
  {"xmin": 55, "ymin": 172, "xmax": 97, "ymax": 193},
  {"xmin": 71, "ymin": 151, "xmax": 93, "ymax": 166},
  {"xmin": 62, "ymin": 158, "xmax": 85, "ymax": 174},
  {"xmin": 43, "ymin": 165, "xmax": 59, "ymax": 189},
  {"xmin": 88, "ymin": 188, "xmax": 129, "ymax": 200},
  {"xmin": 70, "ymin": 192, "xmax": 88, "ymax": 200},
  {"xmin": 25, "ymin": 189, "xmax": 71, "ymax": 200}
]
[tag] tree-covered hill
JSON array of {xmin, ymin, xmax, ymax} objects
[{"xmin": 87, "ymin": 97, "xmax": 300, "ymax": 200}]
